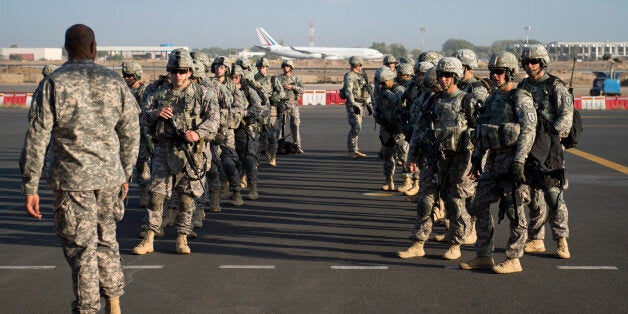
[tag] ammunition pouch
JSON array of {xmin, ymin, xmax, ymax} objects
[{"xmin": 473, "ymin": 123, "xmax": 521, "ymax": 150}]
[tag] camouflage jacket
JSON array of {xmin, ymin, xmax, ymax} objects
[
  {"xmin": 276, "ymin": 73, "xmax": 304, "ymax": 102},
  {"xmin": 21, "ymin": 59, "xmax": 140, "ymax": 195},
  {"xmin": 343, "ymin": 70, "xmax": 369, "ymax": 104}
]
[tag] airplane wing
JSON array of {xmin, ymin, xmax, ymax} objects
[{"xmin": 290, "ymin": 46, "xmax": 315, "ymax": 54}]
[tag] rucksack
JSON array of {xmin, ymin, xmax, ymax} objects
[
  {"xmin": 561, "ymin": 109, "xmax": 582, "ymax": 149},
  {"xmin": 338, "ymin": 87, "xmax": 347, "ymax": 100}
]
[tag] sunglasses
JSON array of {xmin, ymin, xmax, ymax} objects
[
  {"xmin": 522, "ymin": 59, "xmax": 541, "ymax": 65},
  {"xmin": 490, "ymin": 69, "xmax": 506, "ymax": 76},
  {"xmin": 170, "ymin": 68, "xmax": 189, "ymax": 75},
  {"xmin": 123, "ymin": 73, "xmax": 134, "ymax": 78},
  {"xmin": 438, "ymin": 72, "xmax": 455, "ymax": 78}
]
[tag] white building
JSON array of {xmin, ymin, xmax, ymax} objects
[
  {"xmin": 97, "ymin": 46, "xmax": 189, "ymax": 60},
  {"xmin": 1, "ymin": 48, "xmax": 63, "ymax": 61}
]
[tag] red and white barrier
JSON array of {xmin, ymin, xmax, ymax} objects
[{"xmin": 0, "ymin": 92, "xmax": 32, "ymax": 107}]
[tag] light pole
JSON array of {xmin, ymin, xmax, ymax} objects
[
  {"xmin": 524, "ymin": 25, "xmax": 532, "ymax": 45},
  {"xmin": 420, "ymin": 27, "xmax": 426, "ymax": 50}
]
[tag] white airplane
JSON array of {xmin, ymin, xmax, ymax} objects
[{"xmin": 255, "ymin": 27, "xmax": 383, "ymax": 60}]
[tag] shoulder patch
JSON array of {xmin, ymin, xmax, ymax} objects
[{"xmin": 527, "ymin": 112, "xmax": 536, "ymax": 123}]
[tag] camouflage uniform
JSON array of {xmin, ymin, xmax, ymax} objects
[
  {"xmin": 454, "ymin": 49, "xmax": 490, "ymax": 103},
  {"xmin": 275, "ymin": 61, "xmax": 305, "ymax": 151},
  {"xmin": 255, "ymin": 59, "xmax": 285, "ymax": 159},
  {"xmin": 343, "ymin": 57, "xmax": 371, "ymax": 154},
  {"xmin": 21, "ymin": 59, "xmax": 140, "ymax": 312}
]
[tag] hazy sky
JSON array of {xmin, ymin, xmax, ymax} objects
[{"xmin": 1, "ymin": 0, "xmax": 625, "ymax": 52}]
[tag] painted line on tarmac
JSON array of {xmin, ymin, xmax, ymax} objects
[
  {"xmin": 567, "ymin": 148, "xmax": 628, "ymax": 175},
  {"xmin": 122, "ymin": 265, "xmax": 164, "ymax": 269},
  {"xmin": 0, "ymin": 266, "xmax": 56, "ymax": 270},
  {"xmin": 331, "ymin": 266, "xmax": 388, "ymax": 270},
  {"xmin": 362, "ymin": 192, "xmax": 399, "ymax": 197},
  {"xmin": 219, "ymin": 265, "xmax": 276, "ymax": 269},
  {"xmin": 557, "ymin": 266, "xmax": 618, "ymax": 270}
]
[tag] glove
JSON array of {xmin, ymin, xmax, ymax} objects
[
  {"xmin": 512, "ymin": 161, "xmax": 526, "ymax": 184},
  {"xmin": 471, "ymin": 155, "xmax": 483, "ymax": 176},
  {"xmin": 352, "ymin": 105, "xmax": 360, "ymax": 115}
]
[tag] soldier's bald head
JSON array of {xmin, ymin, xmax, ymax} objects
[{"xmin": 64, "ymin": 24, "xmax": 96, "ymax": 60}]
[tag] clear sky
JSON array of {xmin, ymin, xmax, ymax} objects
[{"xmin": 0, "ymin": 0, "xmax": 625, "ymax": 52}]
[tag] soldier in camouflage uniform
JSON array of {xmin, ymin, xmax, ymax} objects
[
  {"xmin": 255, "ymin": 57, "xmax": 284, "ymax": 166},
  {"xmin": 275, "ymin": 59, "xmax": 305, "ymax": 154},
  {"xmin": 459, "ymin": 51, "xmax": 537, "ymax": 273},
  {"xmin": 518, "ymin": 44, "xmax": 573, "ymax": 259},
  {"xmin": 373, "ymin": 68, "xmax": 407, "ymax": 191},
  {"xmin": 132, "ymin": 49, "xmax": 219, "ymax": 255},
  {"xmin": 21, "ymin": 24, "xmax": 138, "ymax": 313},
  {"xmin": 343, "ymin": 56, "xmax": 372, "ymax": 158},
  {"xmin": 398, "ymin": 57, "xmax": 478, "ymax": 260},
  {"xmin": 395, "ymin": 63, "xmax": 416, "ymax": 192},
  {"xmin": 453, "ymin": 49, "xmax": 490, "ymax": 103}
]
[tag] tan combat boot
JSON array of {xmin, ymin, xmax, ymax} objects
[
  {"xmin": 105, "ymin": 296, "xmax": 121, "ymax": 314},
  {"xmin": 433, "ymin": 234, "xmax": 448, "ymax": 242},
  {"xmin": 176, "ymin": 233, "xmax": 191, "ymax": 254},
  {"xmin": 443, "ymin": 244, "xmax": 462, "ymax": 260},
  {"xmin": 556, "ymin": 237, "xmax": 571, "ymax": 259},
  {"xmin": 269, "ymin": 153, "xmax": 277, "ymax": 167},
  {"xmin": 348, "ymin": 151, "xmax": 366, "ymax": 158},
  {"xmin": 381, "ymin": 176, "xmax": 395, "ymax": 191},
  {"xmin": 232, "ymin": 191, "xmax": 244, "ymax": 206},
  {"xmin": 220, "ymin": 180, "xmax": 232, "ymax": 199},
  {"xmin": 463, "ymin": 221, "xmax": 477, "ymax": 245},
  {"xmin": 161, "ymin": 206, "xmax": 177, "ymax": 228},
  {"xmin": 247, "ymin": 182, "xmax": 259, "ymax": 200},
  {"xmin": 240, "ymin": 174, "xmax": 248, "ymax": 189},
  {"xmin": 397, "ymin": 241, "xmax": 425, "ymax": 259},
  {"xmin": 210, "ymin": 190, "xmax": 221, "ymax": 213},
  {"xmin": 459, "ymin": 256, "xmax": 495, "ymax": 270},
  {"xmin": 404, "ymin": 180, "xmax": 419, "ymax": 196},
  {"xmin": 524, "ymin": 239, "xmax": 546, "ymax": 253},
  {"xmin": 133, "ymin": 230, "xmax": 155, "ymax": 255},
  {"xmin": 492, "ymin": 258, "xmax": 523, "ymax": 274},
  {"xmin": 397, "ymin": 177, "xmax": 413, "ymax": 193},
  {"xmin": 140, "ymin": 185, "xmax": 149, "ymax": 207}
]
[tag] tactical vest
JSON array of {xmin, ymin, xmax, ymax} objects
[
  {"xmin": 279, "ymin": 75, "xmax": 299, "ymax": 101},
  {"xmin": 430, "ymin": 92, "xmax": 473, "ymax": 152},
  {"xmin": 154, "ymin": 83, "xmax": 204, "ymax": 140},
  {"xmin": 517, "ymin": 75, "xmax": 563, "ymax": 123},
  {"xmin": 474, "ymin": 90, "xmax": 520, "ymax": 150},
  {"xmin": 349, "ymin": 72, "xmax": 369, "ymax": 102}
]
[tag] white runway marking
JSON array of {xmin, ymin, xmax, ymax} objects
[
  {"xmin": 557, "ymin": 266, "xmax": 618, "ymax": 270},
  {"xmin": 122, "ymin": 265, "xmax": 164, "ymax": 269},
  {"xmin": 0, "ymin": 266, "xmax": 56, "ymax": 269},
  {"xmin": 331, "ymin": 266, "xmax": 388, "ymax": 270},
  {"xmin": 219, "ymin": 265, "xmax": 276, "ymax": 269}
]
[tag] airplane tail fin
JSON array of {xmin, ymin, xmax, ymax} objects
[{"xmin": 256, "ymin": 28, "xmax": 280, "ymax": 47}]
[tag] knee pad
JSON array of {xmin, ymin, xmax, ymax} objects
[
  {"xmin": 179, "ymin": 194, "xmax": 196, "ymax": 213},
  {"xmin": 149, "ymin": 193, "xmax": 166, "ymax": 212}
]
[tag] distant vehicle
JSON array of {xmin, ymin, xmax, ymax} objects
[
  {"xmin": 255, "ymin": 28, "xmax": 383, "ymax": 60},
  {"xmin": 590, "ymin": 72, "xmax": 621, "ymax": 96}
]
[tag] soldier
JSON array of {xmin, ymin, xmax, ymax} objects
[
  {"xmin": 395, "ymin": 63, "xmax": 415, "ymax": 192},
  {"xmin": 132, "ymin": 49, "xmax": 219, "ymax": 255},
  {"xmin": 255, "ymin": 57, "xmax": 284, "ymax": 166},
  {"xmin": 453, "ymin": 49, "xmax": 490, "ymax": 103},
  {"xmin": 232, "ymin": 66, "xmax": 264, "ymax": 200},
  {"xmin": 459, "ymin": 51, "xmax": 537, "ymax": 273},
  {"xmin": 373, "ymin": 68, "xmax": 406, "ymax": 191},
  {"xmin": 121, "ymin": 61, "xmax": 151, "ymax": 207},
  {"xmin": 416, "ymin": 51, "xmax": 443, "ymax": 67},
  {"xmin": 343, "ymin": 56, "xmax": 372, "ymax": 158},
  {"xmin": 21, "ymin": 24, "xmax": 138, "ymax": 313},
  {"xmin": 275, "ymin": 59, "xmax": 305, "ymax": 154},
  {"xmin": 518, "ymin": 44, "xmax": 573, "ymax": 259},
  {"xmin": 397, "ymin": 57, "xmax": 478, "ymax": 260}
]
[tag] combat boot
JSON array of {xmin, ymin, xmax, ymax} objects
[
  {"xmin": 443, "ymin": 244, "xmax": 461, "ymax": 260},
  {"xmin": 348, "ymin": 151, "xmax": 366, "ymax": 159},
  {"xmin": 463, "ymin": 222, "xmax": 477, "ymax": 245},
  {"xmin": 140, "ymin": 185, "xmax": 149, "ymax": 207},
  {"xmin": 492, "ymin": 258, "xmax": 522, "ymax": 274},
  {"xmin": 192, "ymin": 209, "xmax": 205, "ymax": 228},
  {"xmin": 459, "ymin": 256, "xmax": 495, "ymax": 270},
  {"xmin": 397, "ymin": 177, "xmax": 413, "ymax": 193},
  {"xmin": 296, "ymin": 146, "xmax": 304, "ymax": 154},
  {"xmin": 556, "ymin": 237, "xmax": 571, "ymax": 259},
  {"xmin": 232, "ymin": 191, "xmax": 244, "ymax": 206},
  {"xmin": 433, "ymin": 233, "xmax": 448, "ymax": 242},
  {"xmin": 105, "ymin": 296, "xmax": 121, "ymax": 314},
  {"xmin": 240, "ymin": 174, "xmax": 248, "ymax": 189},
  {"xmin": 524, "ymin": 239, "xmax": 546, "ymax": 253},
  {"xmin": 397, "ymin": 241, "xmax": 425, "ymax": 259},
  {"xmin": 269, "ymin": 153, "xmax": 277, "ymax": 167},
  {"xmin": 381, "ymin": 176, "xmax": 395, "ymax": 191},
  {"xmin": 176, "ymin": 233, "xmax": 191, "ymax": 254},
  {"xmin": 404, "ymin": 181, "xmax": 419, "ymax": 196},
  {"xmin": 220, "ymin": 180, "xmax": 232, "ymax": 199},
  {"xmin": 247, "ymin": 182, "xmax": 259, "ymax": 200},
  {"xmin": 133, "ymin": 230, "xmax": 155, "ymax": 255},
  {"xmin": 210, "ymin": 190, "xmax": 221, "ymax": 213},
  {"xmin": 161, "ymin": 206, "xmax": 177, "ymax": 228}
]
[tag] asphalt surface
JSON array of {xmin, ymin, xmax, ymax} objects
[{"xmin": 0, "ymin": 107, "xmax": 626, "ymax": 313}]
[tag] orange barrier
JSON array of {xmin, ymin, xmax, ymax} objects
[
  {"xmin": 325, "ymin": 90, "xmax": 346, "ymax": 105},
  {"xmin": 1, "ymin": 93, "xmax": 29, "ymax": 106}
]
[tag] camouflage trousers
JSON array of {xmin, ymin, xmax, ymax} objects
[
  {"xmin": 236, "ymin": 127, "xmax": 260, "ymax": 184},
  {"xmin": 345, "ymin": 102, "xmax": 364, "ymax": 153},
  {"xmin": 276, "ymin": 105, "xmax": 302, "ymax": 148},
  {"xmin": 259, "ymin": 106, "xmax": 278, "ymax": 155},
  {"xmin": 471, "ymin": 176, "xmax": 528, "ymax": 259},
  {"xmin": 527, "ymin": 186, "xmax": 569, "ymax": 240},
  {"xmin": 147, "ymin": 191, "xmax": 195, "ymax": 235},
  {"xmin": 135, "ymin": 140, "xmax": 152, "ymax": 186},
  {"xmin": 380, "ymin": 129, "xmax": 408, "ymax": 176},
  {"xmin": 53, "ymin": 188, "xmax": 124, "ymax": 313}
]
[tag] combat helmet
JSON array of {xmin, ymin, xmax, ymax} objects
[
  {"xmin": 235, "ymin": 58, "xmax": 252, "ymax": 70},
  {"xmin": 167, "ymin": 48, "xmax": 193, "ymax": 72},
  {"xmin": 349, "ymin": 56, "xmax": 363, "ymax": 67},
  {"xmin": 399, "ymin": 56, "xmax": 415, "ymax": 66},
  {"xmin": 520, "ymin": 44, "xmax": 550, "ymax": 68},
  {"xmin": 256, "ymin": 57, "xmax": 270, "ymax": 68},
  {"xmin": 417, "ymin": 51, "xmax": 443, "ymax": 66},
  {"xmin": 453, "ymin": 49, "xmax": 478, "ymax": 70},
  {"xmin": 191, "ymin": 60, "xmax": 206, "ymax": 80},
  {"xmin": 398, "ymin": 63, "xmax": 414, "ymax": 76},
  {"xmin": 383, "ymin": 55, "xmax": 398, "ymax": 65},
  {"xmin": 414, "ymin": 61, "xmax": 434, "ymax": 75},
  {"xmin": 41, "ymin": 64, "xmax": 58, "ymax": 77},
  {"xmin": 191, "ymin": 51, "xmax": 212, "ymax": 72},
  {"xmin": 281, "ymin": 59, "xmax": 294, "ymax": 69},
  {"xmin": 122, "ymin": 61, "xmax": 143, "ymax": 80},
  {"xmin": 436, "ymin": 57, "xmax": 464, "ymax": 82},
  {"xmin": 378, "ymin": 68, "xmax": 396, "ymax": 83},
  {"xmin": 488, "ymin": 51, "xmax": 519, "ymax": 82},
  {"xmin": 211, "ymin": 56, "xmax": 232, "ymax": 74},
  {"xmin": 422, "ymin": 67, "xmax": 439, "ymax": 90}
]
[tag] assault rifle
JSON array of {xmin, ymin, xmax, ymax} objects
[
  {"xmin": 362, "ymin": 70, "xmax": 374, "ymax": 115},
  {"xmin": 167, "ymin": 118, "xmax": 206, "ymax": 181},
  {"xmin": 568, "ymin": 56, "xmax": 576, "ymax": 96}
]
